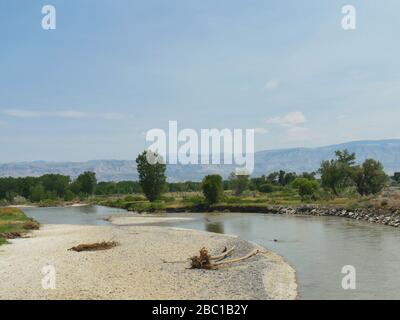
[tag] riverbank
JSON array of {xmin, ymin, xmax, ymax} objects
[
  {"xmin": 183, "ymin": 204, "xmax": 400, "ymax": 228},
  {"xmin": 102, "ymin": 197, "xmax": 400, "ymax": 228},
  {"xmin": 0, "ymin": 222, "xmax": 297, "ymax": 300},
  {"xmin": 0, "ymin": 208, "xmax": 40, "ymax": 245}
]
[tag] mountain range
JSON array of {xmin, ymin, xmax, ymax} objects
[{"xmin": 1, "ymin": 139, "xmax": 399, "ymax": 181}]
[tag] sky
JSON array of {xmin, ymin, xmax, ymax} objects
[{"xmin": 1, "ymin": 0, "xmax": 400, "ymax": 162}]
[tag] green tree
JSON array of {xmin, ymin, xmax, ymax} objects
[
  {"xmin": 353, "ymin": 159, "xmax": 388, "ymax": 195},
  {"xmin": 278, "ymin": 170, "xmax": 286, "ymax": 186},
  {"xmin": 266, "ymin": 172, "xmax": 279, "ymax": 184},
  {"xmin": 76, "ymin": 172, "xmax": 97, "ymax": 196},
  {"xmin": 393, "ymin": 172, "xmax": 400, "ymax": 183},
  {"xmin": 136, "ymin": 151, "xmax": 166, "ymax": 202},
  {"xmin": 64, "ymin": 189, "xmax": 76, "ymax": 201},
  {"xmin": 30, "ymin": 184, "xmax": 45, "ymax": 202},
  {"xmin": 300, "ymin": 172, "xmax": 316, "ymax": 180},
  {"xmin": 319, "ymin": 149, "xmax": 356, "ymax": 196},
  {"xmin": 335, "ymin": 149, "xmax": 356, "ymax": 166},
  {"xmin": 70, "ymin": 180, "xmax": 82, "ymax": 195},
  {"xmin": 284, "ymin": 172, "xmax": 297, "ymax": 185},
  {"xmin": 40, "ymin": 174, "xmax": 70, "ymax": 198},
  {"xmin": 202, "ymin": 175, "xmax": 224, "ymax": 205},
  {"xmin": 292, "ymin": 178, "xmax": 320, "ymax": 201},
  {"xmin": 228, "ymin": 172, "xmax": 249, "ymax": 196}
]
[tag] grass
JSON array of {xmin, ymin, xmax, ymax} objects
[
  {"xmin": 0, "ymin": 208, "xmax": 40, "ymax": 245},
  {"xmin": 95, "ymin": 186, "xmax": 400, "ymax": 213}
]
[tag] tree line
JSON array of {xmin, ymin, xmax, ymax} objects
[
  {"xmin": 136, "ymin": 149, "xmax": 395, "ymax": 204},
  {"xmin": 0, "ymin": 149, "xmax": 398, "ymax": 204},
  {"xmin": 0, "ymin": 171, "xmax": 97, "ymax": 202}
]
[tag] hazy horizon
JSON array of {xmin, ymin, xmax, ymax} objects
[{"xmin": 1, "ymin": 137, "xmax": 399, "ymax": 164}]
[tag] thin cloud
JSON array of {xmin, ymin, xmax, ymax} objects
[
  {"xmin": 56, "ymin": 110, "xmax": 88, "ymax": 118},
  {"xmin": 264, "ymin": 80, "xmax": 280, "ymax": 91},
  {"xmin": 2, "ymin": 109, "xmax": 126, "ymax": 120},
  {"xmin": 266, "ymin": 111, "xmax": 306, "ymax": 127},
  {"xmin": 99, "ymin": 113, "xmax": 125, "ymax": 120},
  {"xmin": 2, "ymin": 109, "xmax": 41, "ymax": 118}
]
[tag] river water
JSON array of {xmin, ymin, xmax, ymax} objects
[{"xmin": 23, "ymin": 206, "xmax": 400, "ymax": 300}]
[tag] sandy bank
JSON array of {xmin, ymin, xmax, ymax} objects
[
  {"xmin": 0, "ymin": 224, "xmax": 297, "ymax": 300},
  {"xmin": 109, "ymin": 216, "xmax": 196, "ymax": 225}
]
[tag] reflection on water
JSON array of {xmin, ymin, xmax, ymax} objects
[
  {"xmin": 23, "ymin": 206, "xmax": 400, "ymax": 300},
  {"xmin": 23, "ymin": 205, "xmax": 128, "ymax": 226},
  {"xmin": 205, "ymin": 221, "xmax": 224, "ymax": 234}
]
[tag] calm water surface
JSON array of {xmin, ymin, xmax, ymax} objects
[
  {"xmin": 23, "ymin": 206, "xmax": 400, "ymax": 300},
  {"xmin": 23, "ymin": 205, "xmax": 128, "ymax": 226}
]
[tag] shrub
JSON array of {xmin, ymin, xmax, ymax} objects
[
  {"xmin": 292, "ymin": 178, "xmax": 320, "ymax": 201},
  {"xmin": 258, "ymin": 183, "xmax": 275, "ymax": 193},
  {"xmin": 124, "ymin": 195, "xmax": 146, "ymax": 202}
]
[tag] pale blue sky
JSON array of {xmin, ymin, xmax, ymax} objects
[{"xmin": 1, "ymin": 0, "xmax": 400, "ymax": 162}]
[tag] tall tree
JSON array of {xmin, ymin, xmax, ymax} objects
[
  {"xmin": 40, "ymin": 174, "xmax": 70, "ymax": 198},
  {"xmin": 228, "ymin": 172, "xmax": 249, "ymax": 196},
  {"xmin": 136, "ymin": 151, "xmax": 166, "ymax": 202},
  {"xmin": 202, "ymin": 175, "xmax": 224, "ymax": 205},
  {"xmin": 76, "ymin": 171, "xmax": 97, "ymax": 195},
  {"xmin": 30, "ymin": 184, "xmax": 45, "ymax": 202},
  {"xmin": 319, "ymin": 149, "xmax": 356, "ymax": 196}
]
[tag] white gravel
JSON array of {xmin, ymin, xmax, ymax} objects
[{"xmin": 0, "ymin": 223, "xmax": 297, "ymax": 300}]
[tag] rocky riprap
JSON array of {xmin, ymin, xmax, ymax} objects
[
  {"xmin": 172, "ymin": 204, "xmax": 400, "ymax": 228},
  {"xmin": 272, "ymin": 206, "xmax": 400, "ymax": 228}
]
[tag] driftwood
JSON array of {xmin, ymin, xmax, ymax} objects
[
  {"xmin": 162, "ymin": 246, "xmax": 259, "ymax": 269},
  {"xmin": 189, "ymin": 247, "xmax": 259, "ymax": 269},
  {"xmin": 213, "ymin": 249, "xmax": 259, "ymax": 266},
  {"xmin": 162, "ymin": 246, "xmax": 235, "ymax": 265},
  {"xmin": 210, "ymin": 246, "xmax": 235, "ymax": 261},
  {"xmin": 68, "ymin": 241, "xmax": 119, "ymax": 252}
]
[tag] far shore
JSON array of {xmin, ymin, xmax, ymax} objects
[
  {"xmin": 0, "ymin": 220, "xmax": 298, "ymax": 300},
  {"xmin": 5, "ymin": 203, "xmax": 89, "ymax": 209},
  {"xmin": 11, "ymin": 200, "xmax": 400, "ymax": 229}
]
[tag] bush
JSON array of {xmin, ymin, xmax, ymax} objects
[
  {"xmin": 127, "ymin": 201, "xmax": 166, "ymax": 213},
  {"xmin": 124, "ymin": 195, "xmax": 146, "ymax": 202},
  {"xmin": 292, "ymin": 178, "xmax": 320, "ymax": 201},
  {"xmin": 258, "ymin": 183, "xmax": 275, "ymax": 193},
  {"xmin": 64, "ymin": 190, "xmax": 75, "ymax": 201}
]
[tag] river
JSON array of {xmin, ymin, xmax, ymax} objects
[{"xmin": 23, "ymin": 205, "xmax": 400, "ymax": 300}]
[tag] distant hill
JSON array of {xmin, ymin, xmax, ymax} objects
[{"xmin": 1, "ymin": 139, "xmax": 399, "ymax": 181}]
